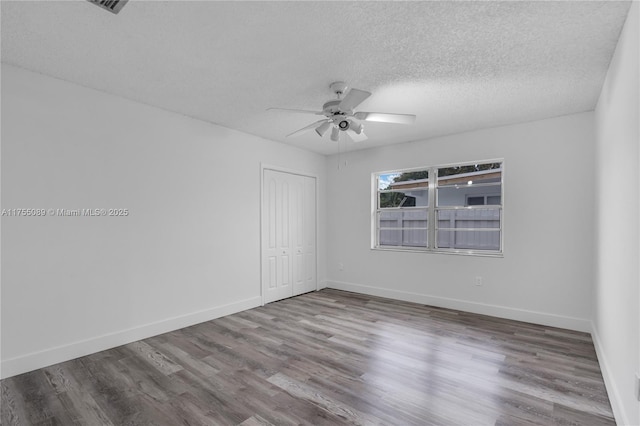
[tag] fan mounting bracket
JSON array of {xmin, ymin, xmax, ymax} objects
[{"xmin": 329, "ymin": 81, "xmax": 349, "ymax": 97}]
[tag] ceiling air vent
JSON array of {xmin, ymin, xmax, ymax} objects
[{"xmin": 86, "ymin": 0, "xmax": 129, "ymax": 14}]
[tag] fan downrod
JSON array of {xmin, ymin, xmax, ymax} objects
[{"xmin": 323, "ymin": 82, "xmax": 351, "ymax": 116}]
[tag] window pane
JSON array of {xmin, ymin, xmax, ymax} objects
[
  {"xmin": 439, "ymin": 186, "xmax": 501, "ymax": 207},
  {"xmin": 404, "ymin": 188, "xmax": 428, "ymax": 207},
  {"xmin": 379, "ymin": 229, "xmax": 427, "ymax": 247},
  {"xmin": 438, "ymin": 184, "xmax": 502, "ymax": 207},
  {"xmin": 487, "ymin": 195, "xmax": 501, "ymax": 205},
  {"xmin": 378, "ymin": 210, "xmax": 428, "ymax": 248},
  {"xmin": 380, "ymin": 229, "xmax": 402, "ymax": 246},
  {"xmin": 379, "ymin": 189, "xmax": 428, "ymax": 208},
  {"xmin": 402, "ymin": 228, "xmax": 427, "ymax": 247},
  {"xmin": 379, "ymin": 209, "xmax": 400, "ymax": 225},
  {"xmin": 380, "ymin": 169, "xmax": 429, "ymax": 188},
  {"xmin": 378, "ymin": 173, "xmax": 401, "ymax": 190},
  {"xmin": 437, "ymin": 163, "xmax": 501, "ymax": 186},
  {"xmin": 379, "ymin": 191, "xmax": 408, "ymax": 208},
  {"xmin": 380, "ymin": 209, "xmax": 427, "ymax": 224},
  {"xmin": 437, "ymin": 230, "xmax": 501, "ymax": 250},
  {"xmin": 437, "ymin": 209, "xmax": 501, "ymax": 229},
  {"xmin": 467, "ymin": 196, "xmax": 485, "ymax": 206}
]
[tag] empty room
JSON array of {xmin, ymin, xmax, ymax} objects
[{"xmin": 1, "ymin": 1, "xmax": 638, "ymax": 425}]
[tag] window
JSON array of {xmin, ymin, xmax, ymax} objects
[
  {"xmin": 374, "ymin": 161, "xmax": 503, "ymax": 255},
  {"xmin": 466, "ymin": 195, "xmax": 501, "ymax": 206}
]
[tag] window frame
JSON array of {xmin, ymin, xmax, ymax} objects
[
  {"xmin": 375, "ymin": 167, "xmax": 430, "ymax": 250},
  {"xmin": 372, "ymin": 159, "xmax": 504, "ymax": 257}
]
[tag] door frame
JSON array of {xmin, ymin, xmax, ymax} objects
[{"xmin": 260, "ymin": 164, "xmax": 318, "ymax": 306}]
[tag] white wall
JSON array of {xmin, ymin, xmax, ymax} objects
[
  {"xmin": 593, "ymin": 2, "xmax": 640, "ymax": 425},
  {"xmin": 327, "ymin": 112, "xmax": 596, "ymax": 332},
  {"xmin": 0, "ymin": 64, "xmax": 327, "ymax": 378}
]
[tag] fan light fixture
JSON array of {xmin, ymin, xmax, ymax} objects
[
  {"xmin": 330, "ymin": 127, "xmax": 340, "ymax": 142},
  {"xmin": 316, "ymin": 121, "xmax": 332, "ymax": 137},
  {"xmin": 350, "ymin": 120, "xmax": 363, "ymax": 135}
]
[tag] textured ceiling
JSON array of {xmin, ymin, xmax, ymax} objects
[{"xmin": 1, "ymin": 1, "xmax": 631, "ymax": 155}]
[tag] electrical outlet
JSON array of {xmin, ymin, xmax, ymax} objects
[
  {"xmin": 475, "ymin": 276, "xmax": 483, "ymax": 286},
  {"xmin": 635, "ymin": 372, "xmax": 640, "ymax": 401},
  {"xmin": 338, "ymin": 263, "xmax": 344, "ymax": 271}
]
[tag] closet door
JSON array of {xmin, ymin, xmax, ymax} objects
[
  {"xmin": 292, "ymin": 175, "xmax": 316, "ymax": 296},
  {"xmin": 262, "ymin": 169, "xmax": 316, "ymax": 304},
  {"xmin": 263, "ymin": 169, "xmax": 294, "ymax": 303}
]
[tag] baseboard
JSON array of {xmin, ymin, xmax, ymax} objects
[
  {"xmin": 327, "ymin": 280, "xmax": 591, "ymax": 332},
  {"xmin": 1, "ymin": 296, "xmax": 262, "ymax": 379},
  {"xmin": 590, "ymin": 322, "xmax": 630, "ymax": 426}
]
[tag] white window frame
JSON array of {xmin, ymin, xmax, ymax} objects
[
  {"xmin": 375, "ymin": 167, "xmax": 430, "ymax": 251},
  {"xmin": 372, "ymin": 159, "xmax": 504, "ymax": 257}
]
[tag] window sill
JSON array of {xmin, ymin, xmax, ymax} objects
[{"xmin": 371, "ymin": 246, "xmax": 504, "ymax": 258}]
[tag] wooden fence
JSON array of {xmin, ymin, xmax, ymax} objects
[{"xmin": 379, "ymin": 208, "xmax": 500, "ymax": 250}]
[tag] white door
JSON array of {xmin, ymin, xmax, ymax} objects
[
  {"xmin": 292, "ymin": 175, "xmax": 317, "ymax": 297},
  {"xmin": 262, "ymin": 169, "xmax": 316, "ymax": 304}
]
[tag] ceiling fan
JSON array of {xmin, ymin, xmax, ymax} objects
[{"xmin": 268, "ymin": 81, "xmax": 416, "ymax": 143}]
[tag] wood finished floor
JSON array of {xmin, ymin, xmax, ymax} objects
[{"xmin": 1, "ymin": 289, "xmax": 614, "ymax": 426}]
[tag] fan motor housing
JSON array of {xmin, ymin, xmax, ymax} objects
[
  {"xmin": 323, "ymin": 101, "xmax": 352, "ymax": 131},
  {"xmin": 322, "ymin": 100, "xmax": 342, "ymax": 115}
]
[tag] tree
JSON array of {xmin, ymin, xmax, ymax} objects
[
  {"xmin": 437, "ymin": 163, "xmax": 501, "ymax": 178},
  {"xmin": 391, "ymin": 170, "xmax": 429, "ymax": 185},
  {"xmin": 379, "ymin": 191, "xmax": 405, "ymax": 208}
]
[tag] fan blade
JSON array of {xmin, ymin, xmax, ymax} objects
[
  {"xmin": 330, "ymin": 126, "xmax": 340, "ymax": 142},
  {"xmin": 339, "ymin": 88, "xmax": 371, "ymax": 111},
  {"xmin": 346, "ymin": 129, "xmax": 368, "ymax": 143},
  {"xmin": 286, "ymin": 119, "xmax": 331, "ymax": 138},
  {"xmin": 353, "ymin": 111, "xmax": 416, "ymax": 124},
  {"xmin": 267, "ymin": 107, "xmax": 324, "ymax": 115}
]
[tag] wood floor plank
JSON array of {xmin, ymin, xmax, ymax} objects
[
  {"xmin": 0, "ymin": 289, "xmax": 615, "ymax": 425},
  {"xmin": 2, "ymin": 380, "xmax": 34, "ymax": 425},
  {"xmin": 41, "ymin": 365, "xmax": 113, "ymax": 426},
  {"xmin": 267, "ymin": 372, "xmax": 382, "ymax": 425}
]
